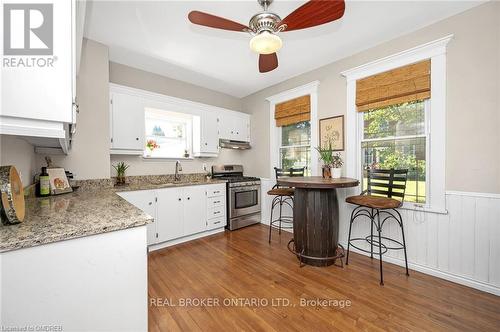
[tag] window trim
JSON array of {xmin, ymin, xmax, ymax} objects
[
  {"xmin": 143, "ymin": 107, "xmax": 194, "ymax": 159},
  {"xmin": 358, "ymin": 99, "xmax": 430, "ymax": 207},
  {"xmin": 342, "ymin": 35, "xmax": 453, "ymax": 214},
  {"xmin": 266, "ymin": 81, "xmax": 320, "ymax": 178}
]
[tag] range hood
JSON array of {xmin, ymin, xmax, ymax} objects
[{"xmin": 219, "ymin": 139, "xmax": 251, "ymax": 150}]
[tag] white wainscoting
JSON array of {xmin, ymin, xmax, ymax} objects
[{"xmin": 260, "ymin": 178, "xmax": 500, "ymax": 296}]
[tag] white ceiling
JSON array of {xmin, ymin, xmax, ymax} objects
[{"xmin": 85, "ymin": 0, "xmax": 484, "ymax": 98}]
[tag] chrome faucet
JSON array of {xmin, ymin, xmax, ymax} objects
[{"xmin": 174, "ymin": 160, "xmax": 182, "ymax": 181}]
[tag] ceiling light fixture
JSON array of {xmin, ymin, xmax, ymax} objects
[{"xmin": 249, "ymin": 31, "xmax": 282, "ymax": 54}]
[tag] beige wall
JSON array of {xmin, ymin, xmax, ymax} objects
[
  {"xmin": 108, "ymin": 62, "xmax": 248, "ymax": 176},
  {"xmin": 0, "ymin": 135, "xmax": 36, "ymax": 186},
  {"xmin": 36, "ymin": 39, "xmax": 111, "ymax": 180},
  {"xmin": 109, "ymin": 62, "xmax": 243, "ymax": 112},
  {"xmin": 241, "ymin": 1, "xmax": 500, "ymax": 194}
]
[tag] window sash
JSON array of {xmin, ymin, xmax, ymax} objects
[
  {"xmin": 358, "ymin": 100, "xmax": 430, "ymax": 207},
  {"xmin": 279, "ymin": 122, "xmax": 311, "ymax": 172}
]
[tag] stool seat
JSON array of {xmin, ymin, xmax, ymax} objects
[
  {"xmin": 267, "ymin": 188, "xmax": 295, "ymax": 196},
  {"xmin": 346, "ymin": 195, "xmax": 401, "ymax": 209}
]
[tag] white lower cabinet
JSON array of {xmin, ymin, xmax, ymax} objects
[
  {"xmin": 117, "ymin": 190, "xmax": 157, "ymax": 244},
  {"xmin": 156, "ymin": 187, "xmax": 184, "ymax": 243},
  {"xmin": 118, "ymin": 183, "xmax": 226, "ymax": 247},
  {"xmin": 183, "ymin": 185, "xmax": 208, "ymax": 235}
]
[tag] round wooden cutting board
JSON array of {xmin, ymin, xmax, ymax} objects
[{"xmin": 0, "ymin": 165, "xmax": 25, "ymax": 225}]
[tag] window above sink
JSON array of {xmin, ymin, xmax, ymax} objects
[{"xmin": 144, "ymin": 108, "xmax": 193, "ymax": 159}]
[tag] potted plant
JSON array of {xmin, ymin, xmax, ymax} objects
[
  {"xmin": 146, "ymin": 139, "xmax": 159, "ymax": 157},
  {"xmin": 331, "ymin": 153, "xmax": 343, "ymax": 179},
  {"xmin": 112, "ymin": 161, "xmax": 130, "ymax": 186},
  {"xmin": 315, "ymin": 142, "xmax": 334, "ymax": 178}
]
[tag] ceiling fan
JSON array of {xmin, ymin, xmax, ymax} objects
[{"xmin": 188, "ymin": 0, "xmax": 345, "ymax": 73}]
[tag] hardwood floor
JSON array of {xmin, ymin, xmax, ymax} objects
[{"xmin": 148, "ymin": 224, "xmax": 500, "ymax": 331}]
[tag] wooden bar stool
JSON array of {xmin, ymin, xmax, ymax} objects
[
  {"xmin": 345, "ymin": 168, "xmax": 409, "ymax": 285},
  {"xmin": 268, "ymin": 167, "xmax": 305, "ymax": 243}
]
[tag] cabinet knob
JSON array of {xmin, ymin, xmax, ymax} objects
[
  {"xmin": 205, "ymin": 143, "xmax": 208, "ymax": 145},
  {"xmin": 187, "ymin": 197, "xmax": 190, "ymax": 200},
  {"xmin": 236, "ymin": 132, "xmax": 239, "ymax": 135},
  {"xmin": 136, "ymin": 137, "xmax": 139, "ymax": 140},
  {"xmin": 178, "ymin": 198, "xmax": 181, "ymax": 201},
  {"xmin": 148, "ymin": 202, "xmax": 152, "ymax": 205}
]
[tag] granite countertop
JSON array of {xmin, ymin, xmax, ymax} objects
[
  {"xmin": 113, "ymin": 178, "xmax": 227, "ymax": 192},
  {"xmin": 0, "ymin": 177, "xmax": 227, "ymax": 253}
]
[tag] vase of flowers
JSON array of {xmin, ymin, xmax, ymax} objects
[
  {"xmin": 331, "ymin": 153, "xmax": 343, "ymax": 179},
  {"xmin": 146, "ymin": 139, "xmax": 160, "ymax": 157},
  {"xmin": 112, "ymin": 161, "xmax": 130, "ymax": 186}
]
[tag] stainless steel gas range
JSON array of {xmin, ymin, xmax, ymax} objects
[{"xmin": 212, "ymin": 165, "xmax": 261, "ymax": 230}]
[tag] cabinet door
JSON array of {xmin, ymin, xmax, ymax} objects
[
  {"xmin": 156, "ymin": 188, "xmax": 184, "ymax": 242},
  {"xmin": 2, "ymin": 0, "xmax": 73, "ymax": 123},
  {"xmin": 201, "ymin": 113, "xmax": 219, "ymax": 154},
  {"xmin": 217, "ymin": 113, "xmax": 231, "ymax": 140},
  {"xmin": 183, "ymin": 186, "xmax": 207, "ymax": 235},
  {"xmin": 233, "ymin": 115, "xmax": 250, "ymax": 142},
  {"xmin": 117, "ymin": 190, "xmax": 157, "ymax": 245},
  {"xmin": 110, "ymin": 92, "xmax": 145, "ymax": 151}
]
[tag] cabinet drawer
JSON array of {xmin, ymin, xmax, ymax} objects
[
  {"xmin": 208, "ymin": 216, "xmax": 226, "ymax": 230},
  {"xmin": 207, "ymin": 196, "xmax": 225, "ymax": 208},
  {"xmin": 206, "ymin": 184, "xmax": 226, "ymax": 198},
  {"xmin": 207, "ymin": 206, "xmax": 225, "ymax": 219}
]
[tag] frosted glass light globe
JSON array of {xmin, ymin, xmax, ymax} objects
[{"xmin": 249, "ymin": 31, "xmax": 282, "ymax": 54}]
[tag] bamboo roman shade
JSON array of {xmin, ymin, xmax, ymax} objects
[
  {"xmin": 356, "ymin": 60, "xmax": 431, "ymax": 112},
  {"xmin": 275, "ymin": 95, "xmax": 311, "ymax": 127}
]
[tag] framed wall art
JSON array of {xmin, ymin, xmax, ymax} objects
[{"xmin": 319, "ymin": 115, "xmax": 344, "ymax": 151}]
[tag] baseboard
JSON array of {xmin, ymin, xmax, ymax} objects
[
  {"xmin": 342, "ymin": 243, "xmax": 500, "ymax": 296},
  {"xmin": 148, "ymin": 227, "xmax": 225, "ymax": 252}
]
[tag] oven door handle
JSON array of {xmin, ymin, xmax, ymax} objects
[{"xmin": 230, "ymin": 186, "xmax": 261, "ymax": 193}]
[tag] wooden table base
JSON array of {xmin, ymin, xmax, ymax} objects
[{"xmin": 292, "ymin": 188, "xmax": 341, "ymax": 267}]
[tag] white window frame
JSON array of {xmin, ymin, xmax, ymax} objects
[
  {"xmin": 341, "ymin": 35, "xmax": 453, "ymax": 214},
  {"xmin": 266, "ymin": 81, "xmax": 320, "ymax": 178},
  {"xmin": 278, "ymin": 121, "xmax": 312, "ymax": 174},
  {"xmin": 143, "ymin": 107, "xmax": 194, "ymax": 159},
  {"xmin": 359, "ymin": 100, "xmax": 430, "ymax": 207}
]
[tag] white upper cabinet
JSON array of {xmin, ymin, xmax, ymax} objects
[
  {"xmin": 0, "ymin": 0, "xmax": 79, "ymax": 151},
  {"xmin": 193, "ymin": 111, "xmax": 219, "ymax": 157},
  {"xmin": 109, "ymin": 84, "xmax": 250, "ymax": 156},
  {"xmin": 218, "ymin": 112, "xmax": 250, "ymax": 142},
  {"xmin": 109, "ymin": 90, "xmax": 145, "ymax": 154}
]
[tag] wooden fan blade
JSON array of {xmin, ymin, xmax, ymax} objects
[
  {"xmin": 281, "ymin": 0, "xmax": 345, "ymax": 32},
  {"xmin": 259, "ymin": 53, "xmax": 278, "ymax": 73},
  {"xmin": 188, "ymin": 11, "xmax": 249, "ymax": 32}
]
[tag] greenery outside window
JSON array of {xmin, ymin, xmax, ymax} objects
[
  {"xmin": 144, "ymin": 108, "xmax": 193, "ymax": 158},
  {"xmin": 361, "ymin": 100, "xmax": 428, "ymax": 203},
  {"xmin": 279, "ymin": 121, "xmax": 311, "ymax": 175}
]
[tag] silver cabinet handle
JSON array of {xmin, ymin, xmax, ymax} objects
[
  {"xmin": 214, "ymin": 211, "xmax": 221, "ymax": 214},
  {"xmin": 214, "ymin": 201, "xmax": 220, "ymax": 204},
  {"xmin": 214, "ymin": 221, "xmax": 221, "ymax": 225},
  {"xmin": 213, "ymin": 190, "xmax": 220, "ymax": 194}
]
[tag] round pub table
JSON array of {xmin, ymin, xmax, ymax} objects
[{"xmin": 277, "ymin": 176, "xmax": 359, "ymax": 267}]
